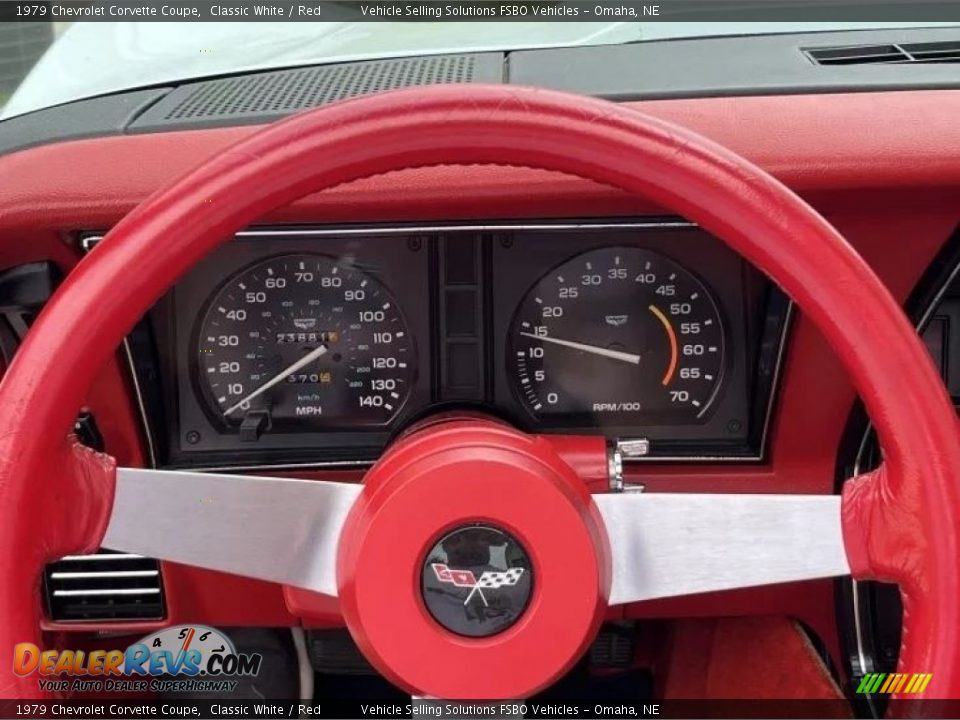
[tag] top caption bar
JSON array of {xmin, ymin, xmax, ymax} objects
[{"xmin": 4, "ymin": 0, "xmax": 960, "ymax": 22}]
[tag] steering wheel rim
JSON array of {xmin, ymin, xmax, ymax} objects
[{"xmin": 0, "ymin": 85, "xmax": 956, "ymax": 700}]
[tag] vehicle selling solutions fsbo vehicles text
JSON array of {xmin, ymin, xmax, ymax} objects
[{"xmin": 349, "ymin": 4, "xmax": 660, "ymax": 18}]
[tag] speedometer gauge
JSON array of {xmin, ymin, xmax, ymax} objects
[
  {"xmin": 196, "ymin": 254, "xmax": 414, "ymax": 430},
  {"xmin": 508, "ymin": 247, "xmax": 724, "ymax": 424}
]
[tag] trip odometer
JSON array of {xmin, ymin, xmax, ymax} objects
[
  {"xmin": 196, "ymin": 254, "xmax": 414, "ymax": 430},
  {"xmin": 508, "ymin": 247, "xmax": 724, "ymax": 425}
]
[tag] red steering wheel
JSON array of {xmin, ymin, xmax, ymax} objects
[{"xmin": 0, "ymin": 86, "xmax": 957, "ymax": 701}]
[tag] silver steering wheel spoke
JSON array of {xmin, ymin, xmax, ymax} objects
[
  {"xmin": 102, "ymin": 470, "xmax": 850, "ymax": 604},
  {"xmin": 593, "ymin": 492, "xmax": 850, "ymax": 604},
  {"xmin": 102, "ymin": 467, "xmax": 362, "ymax": 597}
]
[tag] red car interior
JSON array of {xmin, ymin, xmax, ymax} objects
[{"xmin": 1, "ymin": 75, "xmax": 959, "ymax": 705}]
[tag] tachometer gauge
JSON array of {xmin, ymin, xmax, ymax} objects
[
  {"xmin": 508, "ymin": 247, "xmax": 724, "ymax": 424},
  {"xmin": 196, "ymin": 254, "xmax": 414, "ymax": 430}
]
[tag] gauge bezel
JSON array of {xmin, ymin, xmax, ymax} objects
[
  {"xmin": 139, "ymin": 221, "xmax": 788, "ymax": 469},
  {"xmin": 489, "ymin": 224, "xmax": 758, "ymax": 452},
  {"xmin": 505, "ymin": 245, "xmax": 730, "ymax": 428},
  {"xmin": 166, "ymin": 232, "xmax": 432, "ymax": 463}
]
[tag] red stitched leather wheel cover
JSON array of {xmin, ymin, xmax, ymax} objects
[{"xmin": 0, "ymin": 85, "xmax": 956, "ymax": 699}]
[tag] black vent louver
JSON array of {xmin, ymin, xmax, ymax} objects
[
  {"xmin": 44, "ymin": 551, "xmax": 165, "ymax": 622},
  {"xmin": 806, "ymin": 40, "xmax": 960, "ymax": 65},
  {"xmin": 131, "ymin": 53, "xmax": 503, "ymax": 132}
]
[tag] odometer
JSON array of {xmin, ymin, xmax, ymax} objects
[
  {"xmin": 508, "ymin": 247, "xmax": 724, "ymax": 424},
  {"xmin": 196, "ymin": 254, "xmax": 415, "ymax": 430}
]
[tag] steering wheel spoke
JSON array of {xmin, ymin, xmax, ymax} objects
[
  {"xmin": 101, "ymin": 468, "xmax": 361, "ymax": 596},
  {"xmin": 595, "ymin": 492, "xmax": 851, "ymax": 604}
]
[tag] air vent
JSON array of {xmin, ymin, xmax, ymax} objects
[
  {"xmin": 806, "ymin": 40, "xmax": 960, "ymax": 65},
  {"xmin": 44, "ymin": 551, "xmax": 165, "ymax": 622},
  {"xmin": 589, "ymin": 624, "xmax": 635, "ymax": 668},
  {"xmin": 131, "ymin": 53, "xmax": 503, "ymax": 132}
]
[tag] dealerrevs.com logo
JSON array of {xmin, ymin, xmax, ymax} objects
[{"xmin": 13, "ymin": 625, "xmax": 262, "ymax": 694}]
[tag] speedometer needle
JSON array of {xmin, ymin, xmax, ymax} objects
[
  {"xmin": 223, "ymin": 344, "xmax": 328, "ymax": 417},
  {"xmin": 519, "ymin": 332, "xmax": 641, "ymax": 365}
]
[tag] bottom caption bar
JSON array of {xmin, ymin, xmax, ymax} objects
[{"xmin": 5, "ymin": 700, "xmax": 960, "ymax": 719}]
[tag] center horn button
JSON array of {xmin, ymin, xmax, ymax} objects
[{"xmin": 422, "ymin": 524, "xmax": 533, "ymax": 638}]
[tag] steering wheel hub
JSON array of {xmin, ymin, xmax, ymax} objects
[{"xmin": 336, "ymin": 419, "xmax": 608, "ymax": 699}]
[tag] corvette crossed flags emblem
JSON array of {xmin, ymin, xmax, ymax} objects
[{"xmin": 431, "ymin": 563, "xmax": 525, "ymax": 606}]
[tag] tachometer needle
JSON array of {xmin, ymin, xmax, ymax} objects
[
  {"xmin": 223, "ymin": 344, "xmax": 328, "ymax": 416},
  {"xmin": 519, "ymin": 332, "xmax": 641, "ymax": 365}
]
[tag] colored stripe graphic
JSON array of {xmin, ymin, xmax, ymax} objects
[
  {"xmin": 879, "ymin": 674, "xmax": 896, "ymax": 693},
  {"xmin": 856, "ymin": 673, "xmax": 932, "ymax": 695},
  {"xmin": 855, "ymin": 675, "xmax": 873, "ymax": 694}
]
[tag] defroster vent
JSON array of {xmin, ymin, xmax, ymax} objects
[
  {"xmin": 805, "ymin": 40, "xmax": 960, "ymax": 65},
  {"xmin": 44, "ymin": 551, "xmax": 165, "ymax": 622},
  {"xmin": 131, "ymin": 53, "xmax": 504, "ymax": 132}
]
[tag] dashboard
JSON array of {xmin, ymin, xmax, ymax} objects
[{"xmin": 124, "ymin": 221, "xmax": 790, "ymax": 470}]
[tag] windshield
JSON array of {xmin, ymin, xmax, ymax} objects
[{"xmin": 1, "ymin": 20, "xmax": 957, "ymax": 119}]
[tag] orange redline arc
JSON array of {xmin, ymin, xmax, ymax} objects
[{"xmin": 648, "ymin": 305, "xmax": 678, "ymax": 386}]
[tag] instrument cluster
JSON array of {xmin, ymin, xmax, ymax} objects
[{"xmin": 138, "ymin": 221, "xmax": 789, "ymax": 469}]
